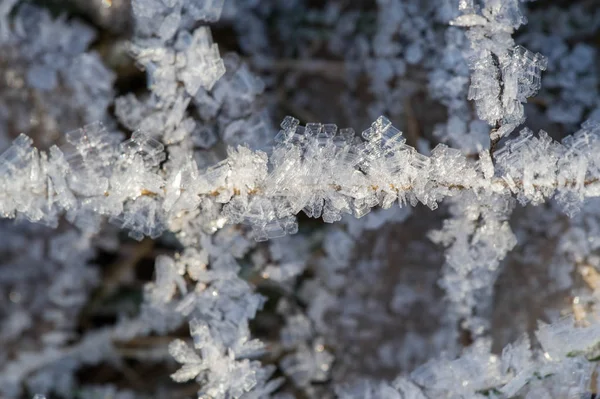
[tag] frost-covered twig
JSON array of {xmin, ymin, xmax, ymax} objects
[
  {"xmin": 452, "ymin": 0, "xmax": 548, "ymax": 143},
  {"xmin": 2, "ymin": 115, "xmax": 600, "ymax": 238}
]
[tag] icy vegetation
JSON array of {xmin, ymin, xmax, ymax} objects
[{"xmin": 1, "ymin": 0, "xmax": 600, "ymax": 398}]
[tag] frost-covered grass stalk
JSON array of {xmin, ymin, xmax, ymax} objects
[{"xmin": 2, "ymin": 0, "xmax": 600, "ymax": 398}]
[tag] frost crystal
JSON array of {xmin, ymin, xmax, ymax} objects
[
  {"xmin": 455, "ymin": 0, "xmax": 547, "ymax": 132},
  {"xmin": 169, "ymin": 319, "xmax": 277, "ymax": 399}
]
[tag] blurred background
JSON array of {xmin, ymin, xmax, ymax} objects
[{"xmin": 1, "ymin": 0, "xmax": 600, "ymax": 398}]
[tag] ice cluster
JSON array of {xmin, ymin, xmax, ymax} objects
[
  {"xmin": 452, "ymin": 0, "xmax": 548, "ymax": 135},
  {"xmin": 0, "ymin": 3, "xmax": 114, "ymax": 149}
]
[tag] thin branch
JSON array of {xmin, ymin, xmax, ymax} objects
[{"xmin": 489, "ymin": 122, "xmax": 501, "ymax": 162}]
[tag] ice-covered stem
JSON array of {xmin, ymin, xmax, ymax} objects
[
  {"xmin": 336, "ymin": 316, "xmax": 600, "ymax": 398},
  {"xmin": 406, "ymin": 315, "xmax": 600, "ymax": 398},
  {"xmin": 144, "ymin": 242, "xmax": 283, "ymax": 397},
  {"xmin": 452, "ymin": 0, "xmax": 548, "ymax": 147},
  {"xmin": 1, "ymin": 117, "xmax": 600, "ymax": 240},
  {"xmin": 430, "ymin": 191, "xmax": 517, "ymax": 336},
  {"xmin": 129, "ymin": 0, "xmax": 226, "ymax": 101}
]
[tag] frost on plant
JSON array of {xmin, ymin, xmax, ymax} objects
[{"xmin": 2, "ymin": 0, "xmax": 600, "ymax": 398}]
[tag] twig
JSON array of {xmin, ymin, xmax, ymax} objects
[
  {"xmin": 120, "ymin": 362, "xmax": 148, "ymax": 391},
  {"xmin": 249, "ymin": 57, "xmax": 431, "ymax": 82},
  {"xmin": 254, "ymin": 59, "xmax": 347, "ymax": 79},
  {"xmin": 489, "ymin": 51, "xmax": 503, "ymax": 163},
  {"xmin": 489, "ymin": 122, "xmax": 501, "ymax": 162}
]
